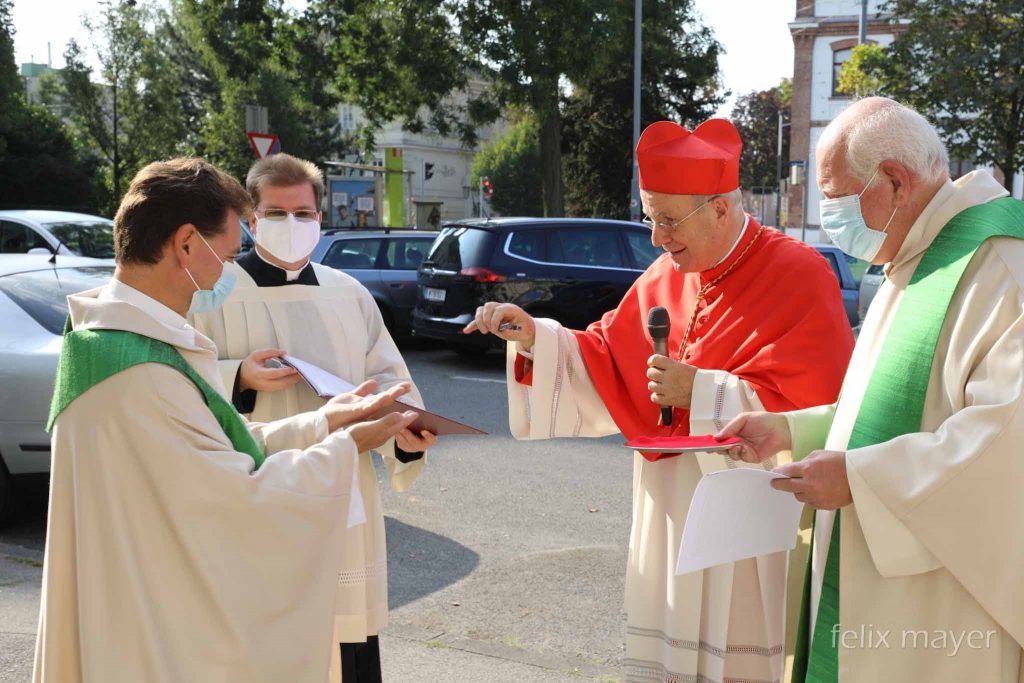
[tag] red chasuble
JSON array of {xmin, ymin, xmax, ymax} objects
[{"xmin": 520, "ymin": 217, "xmax": 854, "ymax": 461}]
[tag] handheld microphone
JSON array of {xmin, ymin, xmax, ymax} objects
[{"xmin": 647, "ymin": 306, "xmax": 673, "ymax": 427}]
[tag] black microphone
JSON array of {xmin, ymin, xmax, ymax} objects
[{"xmin": 647, "ymin": 306, "xmax": 673, "ymax": 427}]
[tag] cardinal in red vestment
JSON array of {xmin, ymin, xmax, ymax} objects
[{"xmin": 466, "ymin": 118, "xmax": 853, "ymax": 683}]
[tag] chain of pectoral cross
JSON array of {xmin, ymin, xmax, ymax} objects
[{"xmin": 676, "ymin": 225, "xmax": 766, "ymax": 362}]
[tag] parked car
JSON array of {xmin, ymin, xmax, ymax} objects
[
  {"xmin": 858, "ymin": 263, "xmax": 885, "ymax": 321},
  {"xmin": 0, "ymin": 255, "xmax": 114, "ymax": 523},
  {"xmin": 813, "ymin": 244, "xmax": 860, "ymax": 327},
  {"xmin": 0, "ymin": 210, "xmax": 115, "ymax": 261},
  {"xmin": 310, "ymin": 228, "xmax": 439, "ymax": 337},
  {"xmin": 412, "ymin": 217, "xmax": 662, "ymax": 355}
]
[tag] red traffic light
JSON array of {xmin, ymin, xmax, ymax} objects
[{"xmin": 482, "ymin": 177, "xmax": 494, "ymax": 200}]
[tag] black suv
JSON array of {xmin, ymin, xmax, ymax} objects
[{"xmin": 413, "ymin": 217, "xmax": 661, "ymax": 354}]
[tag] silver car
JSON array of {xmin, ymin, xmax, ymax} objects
[
  {"xmin": 0, "ymin": 210, "xmax": 115, "ymax": 260},
  {"xmin": 0, "ymin": 255, "xmax": 114, "ymax": 522},
  {"xmin": 858, "ymin": 264, "xmax": 886, "ymax": 322}
]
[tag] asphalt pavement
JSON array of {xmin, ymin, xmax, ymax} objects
[{"xmin": 0, "ymin": 342, "xmax": 634, "ymax": 682}]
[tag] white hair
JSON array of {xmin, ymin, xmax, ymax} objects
[
  {"xmin": 694, "ymin": 187, "xmax": 743, "ymax": 206},
  {"xmin": 840, "ymin": 100, "xmax": 949, "ymax": 185}
]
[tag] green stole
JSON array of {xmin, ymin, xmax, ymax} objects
[
  {"xmin": 47, "ymin": 321, "xmax": 265, "ymax": 469},
  {"xmin": 792, "ymin": 197, "xmax": 1024, "ymax": 682}
]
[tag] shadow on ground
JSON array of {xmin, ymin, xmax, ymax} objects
[{"xmin": 385, "ymin": 516, "xmax": 480, "ymax": 611}]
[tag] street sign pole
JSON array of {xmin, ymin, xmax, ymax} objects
[{"xmin": 629, "ymin": 0, "xmax": 642, "ymax": 221}]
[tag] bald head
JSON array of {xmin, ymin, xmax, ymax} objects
[
  {"xmin": 818, "ymin": 97, "xmax": 949, "ymax": 186},
  {"xmin": 816, "ymin": 98, "xmax": 950, "ymax": 264}
]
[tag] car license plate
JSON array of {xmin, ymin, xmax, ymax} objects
[{"xmin": 423, "ymin": 287, "xmax": 446, "ymax": 303}]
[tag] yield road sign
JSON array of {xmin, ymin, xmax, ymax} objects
[{"xmin": 247, "ymin": 132, "xmax": 280, "ymax": 158}]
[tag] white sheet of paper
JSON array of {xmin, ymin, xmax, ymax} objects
[
  {"xmin": 676, "ymin": 468, "xmax": 803, "ymax": 575},
  {"xmin": 282, "ymin": 355, "xmax": 357, "ymax": 397}
]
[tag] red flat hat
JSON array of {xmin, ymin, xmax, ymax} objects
[{"xmin": 636, "ymin": 119, "xmax": 742, "ymax": 195}]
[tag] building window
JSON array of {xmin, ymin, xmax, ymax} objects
[
  {"xmin": 339, "ymin": 104, "xmax": 356, "ymax": 131},
  {"xmin": 832, "ymin": 47, "xmax": 854, "ymax": 97},
  {"xmin": 949, "ymin": 159, "xmax": 977, "ymax": 180}
]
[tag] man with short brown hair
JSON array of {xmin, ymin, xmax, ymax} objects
[
  {"xmin": 35, "ymin": 157, "xmax": 418, "ymax": 683},
  {"xmin": 192, "ymin": 152, "xmax": 435, "ymax": 683}
]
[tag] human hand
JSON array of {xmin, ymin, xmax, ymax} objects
[
  {"xmin": 396, "ymin": 429, "xmax": 437, "ymax": 453},
  {"xmin": 646, "ymin": 355, "xmax": 698, "ymax": 409},
  {"xmin": 462, "ymin": 302, "xmax": 537, "ymax": 351},
  {"xmin": 348, "ymin": 411, "xmax": 420, "ymax": 453},
  {"xmin": 771, "ymin": 450, "xmax": 852, "ymax": 509},
  {"xmin": 321, "ymin": 380, "xmax": 412, "ymax": 433},
  {"xmin": 239, "ymin": 348, "xmax": 301, "ymax": 392},
  {"xmin": 715, "ymin": 412, "xmax": 793, "ymax": 463}
]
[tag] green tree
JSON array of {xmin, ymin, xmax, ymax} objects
[
  {"xmin": 731, "ymin": 79, "xmax": 791, "ymax": 190},
  {"xmin": 470, "ymin": 115, "xmax": 543, "ymax": 217},
  {"xmin": 307, "ymin": 0, "xmax": 483, "ymax": 155},
  {"xmin": 171, "ymin": 0, "xmax": 350, "ymax": 179},
  {"xmin": 840, "ymin": 1, "xmax": 1024, "ymax": 191},
  {"xmin": 50, "ymin": 1, "xmax": 191, "ymax": 213},
  {"xmin": 452, "ymin": 0, "xmax": 616, "ymax": 217},
  {"xmin": 0, "ymin": 0, "xmax": 95, "ymax": 212},
  {"xmin": 836, "ymin": 43, "xmax": 886, "ymax": 98},
  {"xmin": 561, "ymin": 0, "xmax": 723, "ymax": 218}
]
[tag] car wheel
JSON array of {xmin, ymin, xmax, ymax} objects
[{"xmin": 0, "ymin": 459, "xmax": 14, "ymax": 528}]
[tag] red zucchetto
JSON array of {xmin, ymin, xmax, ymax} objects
[{"xmin": 636, "ymin": 119, "xmax": 742, "ymax": 195}]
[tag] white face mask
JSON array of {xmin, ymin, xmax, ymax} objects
[
  {"xmin": 254, "ymin": 212, "xmax": 321, "ymax": 263},
  {"xmin": 819, "ymin": 167, "xmax": 897, "ymax": 262}
]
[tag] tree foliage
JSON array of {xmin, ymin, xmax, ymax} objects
[
  {"xmin": 562, "ymin": 0, "xmax": 723, "ymax": 218},
  {"xmin": 470, "ymin": 114, "xmax": 543, "ymax": 217},
  {"xmin": 730, "ymin": 79, "xmax": 791, "ymax": 190},
  {"xmin": 840, "ymin": 1, "xmax": 1024, "ymax": 190},
  {"xmin": 0, "ymin": 0, "xmax": 95, "ymax": 212},
  {"xmin": 452, "ymin": 0, "xmax": 617, "ymax": 217}
]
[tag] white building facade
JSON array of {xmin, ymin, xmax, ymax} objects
[
  {"xmin": 335, "ymin": 80, "xmax": 506, "ymax": 225},
  {"xmin": 786, "ymin": 0, "xmax": 1022, "ymax": 242}
]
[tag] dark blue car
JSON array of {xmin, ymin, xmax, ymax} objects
[{"xmin": 413, "ymin": 217, "xmax": 661, "ymax": 355}]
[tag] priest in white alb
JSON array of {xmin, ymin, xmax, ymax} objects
[
  {"xmin": 466, "ymin": 119, "xmax": 855, "ymax": 683},
  {"xmin": 35, "ymin": 158, "xmax": 419, "ymax": 683},
  {"xmin": 191, "ymin": 153, "xmax": 435, "ymax": 683},
  {"xmin": 720, "ymin": 97, "xmax": 1024, "ymax": 682}
]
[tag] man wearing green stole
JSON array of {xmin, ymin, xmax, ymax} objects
[
  {"xmin": 719, "ymin": 97, "xmax": 1024, "ymax": 682},
  {"xmin": 34, "ymin": 158, "xmax": 420, "ymax": 683}
]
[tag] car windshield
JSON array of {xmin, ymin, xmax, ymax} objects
[
  {"xmin": 425, "ymin": 227, "xmax": 494, "ymax": 271},
  {"xmin": 0, "ymin": 266, "xmax": 114, "ymax": 335},
  {"xmin": 44, "ymin": 221, "xmax": 115, "ymax": 259}
]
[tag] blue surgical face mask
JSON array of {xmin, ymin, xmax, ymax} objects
[
  {"xmin": 185, "ymin": 232, "xmax": 237, "ymax": 314},
  {"xmin": 819, "ymin": 167, "xmax": 897, "ymax": 262}
]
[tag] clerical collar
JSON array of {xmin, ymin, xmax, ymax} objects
[
  {"xmin": 712, "ymin": 213, "xmax": 750, "ymax": 268},
  {"xmin": 236, "ymin": 247, "xmax": 319, "ymax": 287}
]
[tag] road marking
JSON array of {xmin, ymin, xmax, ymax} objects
[{"xmin": 450, "ymin": 375, "xmax": 506, "ymax": 384}]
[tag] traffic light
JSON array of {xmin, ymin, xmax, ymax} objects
[
  {"xmin": 482, "ymin": 177, "xmax": 494, "ymax": 200},
  {"xmin": 424, "ymin": 162, "xmax": 435, "ymax": 180}
]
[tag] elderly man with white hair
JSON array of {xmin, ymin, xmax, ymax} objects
[{"xmin": 720, "ymin": 96, "xmax": 1024, "ymax": 682}]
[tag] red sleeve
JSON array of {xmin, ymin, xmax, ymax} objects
[{"xmin": 514, "ymin": 353, "xmax": 534, "ymax": 386}]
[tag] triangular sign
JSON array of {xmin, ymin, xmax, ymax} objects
[{"xmin": 247, "ymin": 132, "xmax": 280, "ymax": 159}]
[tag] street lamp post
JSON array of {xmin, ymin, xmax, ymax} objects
[
  {"xmin": 629, "ymin": 0, "xmax": 642, "ymax": 221},
  {"xmin": 774, "ymin": 112, "xmax": 791, "ymax": 229}
]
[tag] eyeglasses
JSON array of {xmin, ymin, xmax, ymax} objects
[
  {"xmin": 255, "ymin": 208, "xmax": 320, "ymax": 223},
  {"xmin": 642, "ymin": 196, "xmax": 719, "ymax": 233}
]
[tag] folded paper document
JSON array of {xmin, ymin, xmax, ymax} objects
[{"xmin": 279, "ymin": 355, "xmax": 486, "ymax": 436}]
